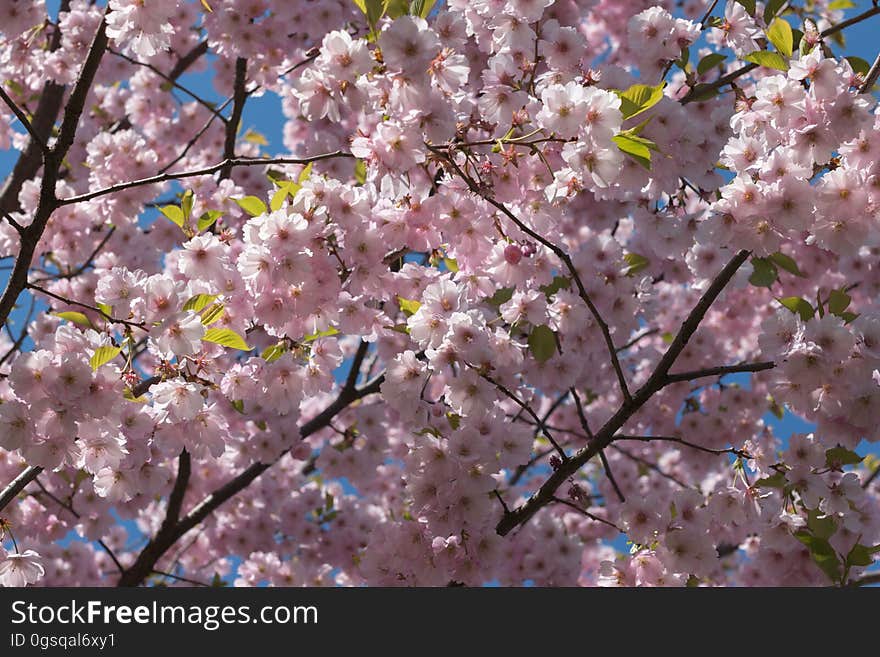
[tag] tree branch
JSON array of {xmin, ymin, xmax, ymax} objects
[
  {"xmin": 117, "ymin": 372, "xmax": 385, "ymax": 586},
  {"xmin": 0, "ymin": 86, "xmax": 48, "ymax": 153},
  {"xmin": 495, "ymin": 249, "xmax": 751, "ymax": 536},
  {"xmin": 57, "ymin": 151, "xmax": 353, "ymax": 206},
  {"xmin": 0, "ymin": 465, "xmax": 43, "ymax": 514},
  {"xmin": 219, "ymin": 58, "xmax": 248, "ymax": 181},
  {"xmin": 663, "ymin": 361, "xmax": 775, "ymax": 386}
]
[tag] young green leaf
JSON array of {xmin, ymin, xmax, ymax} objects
[
  {"xmin": 767, "ymin": 18, "xmax": 794, "ymax": 57},
  {"xmin": 200, "ymin": 302, "xmax": 225, "ymax": 326},
  {"xmin": 197, "ymin": 210, "xmax": 222, "ymax": 233},
  {"xmin": 90, "ymin": 345, "xmax": 122, "ymax": 371},
  {"xmin": 398, "ymin": 297, "xmax": 422, "ymax": 316},
  {"xmin": 615, "ymin": 82, "xmax": 667, "ymax": 120},
  {"xmin": 159, "ymin": 205, "xmax": 185, "ymax": 228},
  {"xmin": 202, "ymin": 328, "xmax": 252, "ymax": 351},
  {"xmin": 743, "ymin": 51, "xmax": 789, "ymax": 72},
  {"xmin": 748, "ymin": 257, "xmax": 777, "ymax": 288},
  {"xmin": 182, "ymin": 293, "xmax": 219, "ymax": 313},
  {"xmin": 53, "ymin": 311, "xmax": 92, "ymax": 328},
  {"xmin": 181, "ymin": 190, "xmax": 194, "ymax": 220},
  {"xmin": 528, "ymin": 325, "xmax": 557, "ymax": 363},
  {"xmin": 735, "ymin": 0, "xmax": 756, "ymax": 14},
  {"xmin": 777, "ymin": 296, "xmax": 814, "ymax": 322},
  {"xmin": 825, "ymin": 446, "xmax": 863, "ymax": 468},
  {"xmin": 623, "ymin": 253, "xmax": 650, "ymax": 276},
  {"xmin": 697, "ymin": 53, "xmax": 727, "ymax": 76},
  {"xmin": 768, "ymin": 252, "xmax": 804, "ymax": 277},
  {"xmin": 261, "ymin": 341, "xmax": 288, "ymax": 363},
  {"xmin": 232, "ymin": 196, "xmax": 267, "ymax": 217},
  {"xmin": 612, "ymin": 133, "xmax": 653, "ymax": 170},
  {"xmin": 828, "ymin": 288, "xmax": 851, "ymax": 316},
  {"xmin": 763, "ymin": 0, "xmax": 787, "ymax": 24}
]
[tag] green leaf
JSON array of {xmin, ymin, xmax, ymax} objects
[
  {"xmin": 807, "ymin": 510, "xmax": 837, "ymax": 540},
  {"xmin": 160, "ymin": 205, "xmax": 185, "ymax": 228},
  {"xmin": 200, "ymin": 302, "xmax": 225, "ymax": 326},
  {"xmin": 354, "ymin": 159, "xmax": 367, "ymax": 185},
  {"xmin": 763, "ymin": 0, "xmax": 787, "ymax": 24},
  {"xmin": 754, "ymin": 473, "xmax": 787, "ymax": 488},
  {"xmin": 748, "ymin": 257, "xmax": 777, "ymax": 288},
  {"xmin": 767, "ymin": 18, "xmax": 794, "ymax": 57},
  {"xmin": 443, "ymin": 257, "xmax": 459, "ymax": 273},
  {"xmin": 384, "ymin": 0, "xmax": 409, "ymax": 18},
  {"xmin": 243, "ymin": 129, "xmax": 268, "ymax": 146},
  {"xmin": 825, "ymin": 446, "xmax": 863, "ymax": 468},
  {"xmin": 53, "ymin": 311, "xmax": 92, "ymax": 328},
  {"xmin": 612, "ymin": 133, "xmax": 653, "ymax": 170},
  {"xmin": 270, "ymin": 187, "xmax": 289, "ymax": 212},
  {"xmin": 261, "ymin": 341, "xmax": 288, "ymax": 363},
  {"xmin": 410, "ymin": 0, "xmax": 437, "ymax": 18},
  {"xmin": 528, "ymin": 325, "xmax": 557, "ymax": 363},
  {"xmin": 304, "ymin": 327, "xmax": 341, "ymax": 342},
  {"xmin": 735, "ymin": 0, "xmax": 756, "ymax": 14},
  {"xmin": 197, "ymin": 210, "xmax": 222, "ymax": 233},
  {"xmin": 202, "ymin": 328, "xmax": 252, "ymax": 351},
  {"xmin": 487, "ymin": 287, "xmax": 515, "ymax": 307},
  {"xmin": 845, "ymin": 544, "xmax": 876, "ymax": 568},
  {"xmin": 231, "ymin": 399, "xmax": 245, "ymax": 414},
  {"xmin": 623, "ymin": 253, "xmax": 650, "ymax": 277},
  {"xmin": 744, "ymin": 51, "xmax": 789, "ymax": 72},
  {"xmin": 615, "ymin": 83, "xmax": 666, "ymax": 120},
  {"xmin": 96, "ymin": 302, "xmax": 113, "ymax": 317},
  {"xmin": 182, "ymin": 293, "xmax": 219, "ymax": 313},
  {"xmin": 232, "ymin": 196, "xmax": 267, "ymax": 217},
  {"xmin": 540, "ymin": 276, "xmax": 571, "ymax": 298},
  {"xmin": 828, "ymin": 0, "xmax": 856, "ymax": 9},
  {"xmin": 398, "ymin": 297, "xmax": 422, "ymax": 317},
  {"xmin": 352, "ymin": 0, "xmax": 386, "ymax": 31},
  {"xmin": 846, "ymin": 56, "xmax": 871, "ymax": 77},
  {"xmin": 828, "ymin": 289, "xmax": 851, "ymax": 316},
  {"xmin": 768, "ymin": 252, "xmax": 804, "ymax": 277},
  {"xmin": 697, "ymin": 53, "xmax": 727, "ymax": 76},
  {"xmin": 181, "ymin": 190, "xmax": 194, "ymax": 220},
  {"xmin": 90, "ymin": 345, "xmax": 121, "ymax": 371},
  {"xmin": 777, "ymin": 296, "xmax": 814, "ymax": 321},
  {"xmin": 446, "ymin": 412, "xmax": 461, "ymax": 430}
]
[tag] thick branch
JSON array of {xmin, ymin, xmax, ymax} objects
[
  {"xmin": 117, "ymin": 373, "xmax": 385, "ymax": 586},
  {"xmin": 219, "ymin": 58, "xmax": 248, "ymax": 181},
  {"xmin": 0, "ymin": 15, "xmax": 108, "ymax": 329},
  {"xmin": 495, "ymin": 249, "xmax": 751, "ymax": 536},
  {"xmin": 0, "ymin": 465, "xmax": 43, "ymax": 514}
]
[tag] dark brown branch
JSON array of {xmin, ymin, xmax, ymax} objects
[
  {"xmin": 27, "ymin": 282, "xmax": 146, "ymax": 329},
  {"xmin": 860, "ymin": 51, "xmax": 880, "ymax": 94},
  {"xmin": 611, "ymin": 445, "xmax": 691, "ymax": 489},
  {"xmin": 219, "ymin": 58, "xmax": 248, "ymax": 181},
  {"xmin": 0, "ymin": 86, "xmax": 48, "ymax": 153},
  {"xmin": 495, "ymin": 249, "xmax": 751, "ymax": 536},
  {"xmin": 57, "ymin": 151, "xmax": 353, "ymax": 206},
  {"xmin": 168, "ymin": 41, "xmax": 210, "ymax": 81},
  {"xmin": 598, "ymin": 450, "xmax": 625, "ymax": 503},
  {"xmin": 427, "ymin": 144, "xmax": 632, "ymax": 404},
  {"xmin": 0, "ymin": 465, "xmax": 44, "ymax": 514},
  {"xmin": 682, "ymin": 5, "xmax": 880, "ymax": 103},
  {"xmin": 117, "ymin": 373, "xmax": 385, "ymax": 586},
  {"xmin": 0, "ymin": 14, "xmax": 108, "ymax": 329},
  {"xmin": 479, "ymin": 370, "xmax": 567, "ymax": 461},
  {"xmin": 663, "ymin": 361, "xmax": 775, "ymax": 386},
  {"xmin": 108, "ymin": 48, "xmax": 226, "ymax": 121},
  {"xmin": 615, "ymin": 434, "xmax": 750, "ymax": 459},
  {"xmin": 616, "ymin": 328, "xmax": 659, "ymax": 353},
  {"xmin": 550, "ymin": 496, "xmax": 621, "ymax": 531}
]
